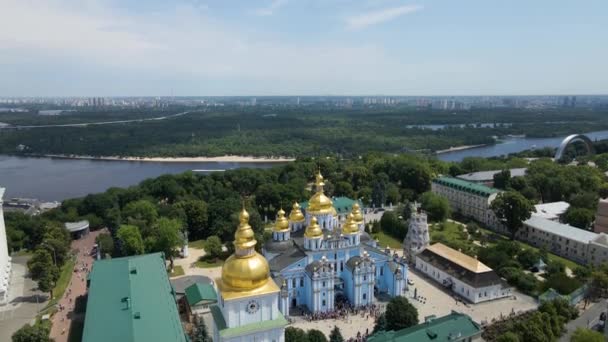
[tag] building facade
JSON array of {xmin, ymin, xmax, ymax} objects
[
  {"xmin": 211, "ymin": 209, "xmax": 287, "ymax": 342},
  {"xmin": 594, "ymin": 199, "xmax": 608, "ymax": 233},
  {"xmin": 415, "ymin": 243, "xmax": 511, "ymax": 304},
  {"xmin": 263, "ymin": 172, "xmax": 408, "ymax": 316},
  {"xmin": 520, "ymin": 216, "xmax": 608, "ymax": 266},
  {"xmin": 431, "ymin": 177, "xmax": 501, "ymax": 229},
  {"xmin": 0, "ymin": 188, "xmax": 11, "ymax": 305}
]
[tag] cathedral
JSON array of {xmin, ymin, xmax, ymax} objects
[{"xmin": 211, "ymin": 172, "xmax": 408, "ymax": 341}]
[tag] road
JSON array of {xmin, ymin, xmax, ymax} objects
[
  {"xmin": 0, "ymin": 110, "xmax": 193, "ymax": 129},
  {"xmin": 559, "ymin": 300, "xmax": 607, "ymax": 341}
]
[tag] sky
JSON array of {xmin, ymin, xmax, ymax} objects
[{"xmin": 1, "ymin": 0, "xmax": 607, "ymax": 96}]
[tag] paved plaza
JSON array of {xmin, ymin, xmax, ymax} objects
[{"xmin": 0, "ymin": 256, "xmax": 48, "ymax": 342}]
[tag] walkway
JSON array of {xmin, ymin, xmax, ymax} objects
[{"xmin": 49, "ymin": 229, "xmax": 103, "ymax": 342}]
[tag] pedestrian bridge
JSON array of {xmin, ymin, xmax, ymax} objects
[{"xmin": 554, "ymin": 134, "xmax": 594, "ymax": 161}]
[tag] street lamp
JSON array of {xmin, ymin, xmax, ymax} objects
[{"xmin": 41, "ymin": 242, "xmax": 57, "ymax": 266}]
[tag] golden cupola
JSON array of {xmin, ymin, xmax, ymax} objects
[
  {"xmin": 304, "ymin": 216, "xmax": 323, "ymax": 238},
  {"xmin": 220, "ymin": 208, "xmax": 271, "ymax": 292},
  {"xmin": 351, "ymin": 202, "xmax": 364, "ymax": 224},
  {"xmin": 342, "ymin": 213, "xmax": 359, "ymax": 235},
  {"xmin": 273, "ymin": 208, "xmax": 289, "ymax": 232},
  {"xmin": 307, "ymin": 171, "xmax": 336, "ymax": 215},
  {"xmin": 289, "ymin": 202, "xmax": 305, "ymax": 222}
]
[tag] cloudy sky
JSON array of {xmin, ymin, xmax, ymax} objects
[{"xmin": 1, "ymin": 0, "xmax": 607, "ymax": 96}]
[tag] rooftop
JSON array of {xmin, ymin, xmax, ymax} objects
[
  {"xmin": 64, "ymin": 220, "xmax": 90, "ymax": 232},
  {"xmin": 367, "ymin": 311, "xmax": 481, "ymax": 342},
  {"xmin": 300, "ymin": 197, "xmax": 360, "ymax": 214},
  {"xmin": 456, "ymin": 168, "xmax": 527, "ymax": 182},
  {"xmin": 524, "ymin": 216, "xmax": 598, "ymax": 244},
  {"xmin": 185, "ymin": 283, "xmax": 217, "ymax": 306},
  {"xmin": 533, "ymin": 201, "xmax": 570, "ymax": 220},
  {"xmin": 82, "ymin": 253, "xmax": 187, "ymax": 342},
  {"xmin": 425, "ymin": 243, "xmax": 491, "ymax": 274},
  {"xmin": 210, "ymin": 305, "xmax": 287, "ymax": 339},
  {"xmin": 433, "ymin": 176, "xmax": 500, "ymax": 197}
]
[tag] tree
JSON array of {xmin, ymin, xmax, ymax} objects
[
  {"xmin": 123, "ymin": 200, "xmax": 158, "ymax": 230},
  {"xmin": 493, "ymin": 169, "xmax": 511, "ymax": 190},
  {"xmin": 385, "ymin": 296, "xmax": 418, "ymax": 331},
  {"xmin": 570, "ymin": 327, "xmax": 604, "ymax": 342},
  {"xmin": 380, "ymin": 211, "xmax": 407, "ymax": 240},
  {"xmin": 285, "ymin": 327, "xmax": 308, "ymax": 342},
  {"xmin": 490, "ymin": 191, "xmax": 534, "ymax": 240},
  {"xmin": 204, "ymin": 236, "xmax": 223, "ymax": 259},
  {"xmin": 373, "ymin": 312, "xmax": 387, "ymax": 333},
  {"xmin": 517, "ymin": 248, "xmax": 540, "ymax": 269},
  {"xmin": 192, "ymin": 315, "xmax": 212, "ymax": 342},
  {"xmin": 329, "ymin": 326, "xmax": 344, "ymax": 342},
  {"xmin": 150, "ymin": 218, "xmax": 184, "ymax": 269},
  {"xmin": 419, "ymin": 192, "xmax": 450, "ymax": 222},
  {"xmin": 496, "ymin": 332, "xmax": 520, "ymax": 342},
  {"xmin": 175, "ymin": 200, "xmax": 209, "ymax": 239},
  {"xmin": 95, "ymin": 232, "xmax": 114, "ymax": 257},
  {"xmin": 12, "ymin": 322, "xmax": 51, "ymax": 342},
  {"xmin": 27, "ymin": 249, "xmax": 59, "ymax": 299},
  {"xmin": 116, "ymin": 225, "xmax": 145, "ymax": 256},
  {"xmin": 562, "ymin": 207, "xmax": 595, "ymax": 230},
  {"xmin": 307, "ymin": 329, "xmax": 328, "ymax": 342}
]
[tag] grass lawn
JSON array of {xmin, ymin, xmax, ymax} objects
[
  {"xmin": 188, "ymin": 239, "xmax": 206, "ymax": 249},
  {"xmin": 41, "ymin": 257, "xmax": 76, "ymax": 313},
  {"xmin": 372, "ymin": 231, "xmax": 402, "ymax": 249},
  {"xmin": 430, "ymin": 221, "xmax": 468, "ymax": 243},
  {"xmin": 195, "ymin": 259, "xmax": 224, "ymax": 268},
  {"xmin": 168, "ymin": 265, "xmax": 185, "ymax": 277}
]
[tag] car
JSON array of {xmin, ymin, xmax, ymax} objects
[{"xmin": 407, "ymin": 279, "xmax": 414, "ymax": 285}]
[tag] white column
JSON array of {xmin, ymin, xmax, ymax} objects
[{"xmin": 0, "ymin": 188, "xmax": 10, "ymax": 303}]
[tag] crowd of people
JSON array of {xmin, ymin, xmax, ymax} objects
[{"xmin": 302, "ymin": 302, "xmax": 381, "ymax": 323}]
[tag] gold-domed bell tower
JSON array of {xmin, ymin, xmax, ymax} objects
[
  {"xmin": 306, "ymin": 171, "xmax": 338, "ymax": 231},
  {"xmin": 351, "ymin": 202, "xmax": 365, "ymax": 232},
  {"xmin": 304, "ymin": 216, "xmax": 324, "ymax": 251},
  {"xmin": 342, "ymin": 213, "xmax": 361, "ymax": 246},
  {"xmin": 213, "ymin": 208, "xmax": 285, "ymax": 342},
  {"xmin": 288, "ymin": 202, "xmax": 305, "ymax": 232},
  {"xmin": 273, "ymin": 208, "xmax": 290, "ymax": 242}
]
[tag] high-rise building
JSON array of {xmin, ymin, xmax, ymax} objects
[{"xmin": 0, "ymin": 187, "xmax": 11, "ymax": 304}]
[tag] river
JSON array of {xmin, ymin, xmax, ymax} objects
[
  {"xmin": 436, "ymin": 130, "xmax": 608, "ymax": 162},
  {"xmin": 0, "ymin": 155, "xmax": 282, "ymax": 201},
  {"xmin": 2, "ymin": 130, "xmax": 608, "ymax": 201}
]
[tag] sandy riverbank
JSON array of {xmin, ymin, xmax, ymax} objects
[
  {"xmin": 37, "ymin": 154, "xmax": 295, "ymax": 163},
  {"xmin": 435, "ymin": 144, "xmax": 488, "ymax": 154}
]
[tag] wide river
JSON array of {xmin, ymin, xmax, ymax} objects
[{"xmin": 2, "ymin": 130, "xmax": 608, "ymax": 201}]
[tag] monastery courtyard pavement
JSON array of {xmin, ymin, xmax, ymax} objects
[{"xmin": 181, "ymin": 246, "xmax": 538, "ymax": 340}]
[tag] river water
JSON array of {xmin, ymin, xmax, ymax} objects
[{"xmin": 2, "ymin": 130, "xmax": 608, "ymax": 201}]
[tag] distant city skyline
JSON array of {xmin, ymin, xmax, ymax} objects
[{"xmin": 1, "ymin": 0, "xmax": 607, "ymax": 96}]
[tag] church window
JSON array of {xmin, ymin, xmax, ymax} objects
[
  {"xmin": 363, "ymin": 275, "xmax": 367, "ymax": 281},
  {"xmin": 322, "ymin": 300, "xmax": 326, "ymax": 306},
  {"xmin": 340, "ymin": 262, "xmax": 343, "ymax": 272},
  {"xmin": 334, "ymin": 253, "xmax": 337, "ymax": 259},
  {"xmin": 292, "ymin": 279, "xmax": 296, "ymax": 288},
  {"xmin": 322, "ymin": 281, "xmax": 326, "ymax": 287},
  {"xmin": 380, "ymin": 267, "xmax": 384, "ymax": 276},
  {"xmin": 300, "ymin": 278, "xmax": 304, "ymax": 287},
  {"xmin": 363, "ymin": 293, "xmax": 367, "ymax": 300}
]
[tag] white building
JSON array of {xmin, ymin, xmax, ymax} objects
[
  {"xmin": 521, "ymin": 216, "xmax": 608, "ymax": 266},
  {"xmin": 0, "ymin": 188, "xmax": 11, "ymax": 304},
  {"xmin": 594, "ymin": 199, "xmax": 608, "ymax": 234},
  {"xmin": 431, "ymin": 177, "xmax": 501, "ymax": 229},
  {"xmin": 211, "ymin": 209, "xmax": 286, "ymax": 342},
  {"xmin": 415, "ymin": 243, "xmax": 512, "ymax": 304},
  {"xmin": 403, "ymin": 203, "xmax": 430, "ymax": 262},
  {"xmin": 532, "ymin": 202, "xmax": 570, "ymax": 221}
]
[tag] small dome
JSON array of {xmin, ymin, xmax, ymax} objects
[
  {"xmin": 289, "ymin": 202, "xmax": 305, "ymax": 222},
  {"xmin": 308, "ymin": 192, "xmax": 334, "ymax": 214},
  {"xmin": 234, "ymin": 208, "xmax": 256, "ymax": 250},
  {"xmin": 274, "ymin": 208, "xmax": 289, "ymax": 232},
  {"xmin": 305, "ymin": 217, "xmax": 323, "ymax": 238},
  {"xmin": 351, "ymin": 202, "xmax": 364, "ymax": 224},
  {"xmin": 342, "ymin": 213, "xmax": 359, "ymax": 235}
]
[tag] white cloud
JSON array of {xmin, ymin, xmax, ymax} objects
[
  {"xmin": 345, "ymin": 4, "xmax": 422, "ymax": 30},
  {"xmin": 254, "ymin": 0, "xmax": 289, "ymax": 16}
]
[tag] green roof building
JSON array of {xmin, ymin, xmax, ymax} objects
[
  {"xmin": 367, "ymin": 312, "xmax": 482, "ymax": 342},
  {"xmin": 432, "ymin": 177, "xmax": 499, "ymax": 198},
  {"xmin": 82, "ymin": 252, "xmax": 187, "ymax": 342}
]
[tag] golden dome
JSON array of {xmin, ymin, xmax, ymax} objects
[
  {"xmin": 289, "ymin": 202, "xmax": 305, "ymax": 222},
  {"xmin": 342, "ymin": 213, "xmax": 359, "ymax": 235},
  {"xmin": 304, "ymin": 217, "xmax": 323, "ymax": 238},
  {"xmin": 307, "ymin": 171, "xmax": 335, "ymax": 214},
  {"xmin": 273, "ymin": 208, "xmax": 289, "ymax": 232},
  {"xmin": 351, "ymin": 202, "xmax": 364, "ymax": 224},
  {"xmin": 221, "ymin": 208, "xmax": 272, "ymax": 291}
]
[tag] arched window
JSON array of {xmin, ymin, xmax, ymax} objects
[{"xmin": 362, "ymin": 293, "xmax": 367, "ymax": 300}]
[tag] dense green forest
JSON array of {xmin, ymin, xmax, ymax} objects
[{"xmin": 1, "ymin": 106, "xmax": 607, "ymax": 157}]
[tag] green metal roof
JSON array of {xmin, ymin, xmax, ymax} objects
[
  {"xmin": 433, "ymin": 176, "xmax": 500, "ymax": 197},
  {"xmin": 82, "ymin": 253, "xmax": 187, "ymax": 342},
  {"xmin": 300, "ymin": 197, "xmax": 360, "ymax": 214},
  {"xmin": 210, "ymin": 305, "xmax": 287, "ymax": 339},
  {"xmin": 185, "ymin": 283, "xmax": 217, "ymax": 306},
  {"xmin": 367, "ymin": 312, "xmax": 481, "ymax": 342}
]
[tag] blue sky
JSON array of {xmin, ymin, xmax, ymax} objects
[{"xmin": 1, "ymin": 0, "xmax": 607, "ymax": 96}]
